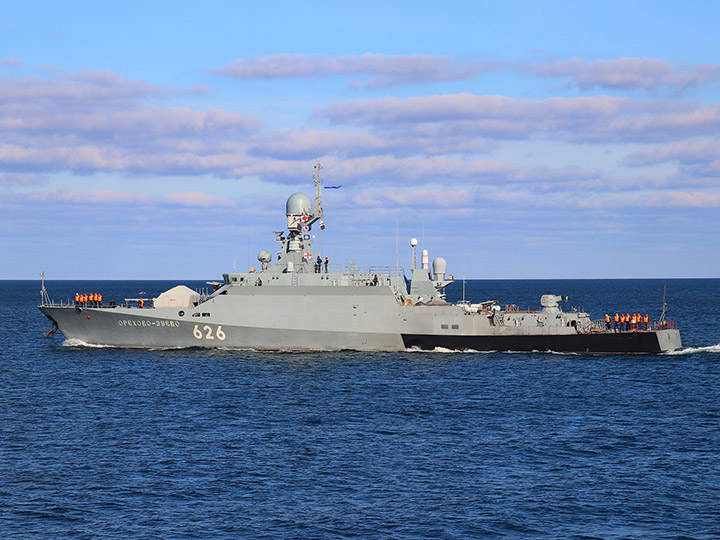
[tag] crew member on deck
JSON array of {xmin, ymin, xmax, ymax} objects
[
  {"xmin": 644, "ymin": 313, "xmax": 649, "ymax": 330},
  {"xmin": 139, "ymin": 298, "xmax": 144, "ymax": 308},
  {"xmin": 324, "ymin": 257, "xmax": 329, "ymax": 273},
  {"xmin": 315, "ymin": 255, "xmax": 322, "ymax": 273},
  {"xmin": 614, "ymin": 313, "xmax": 619, "ymax": 331},
  {"xmin": 605, "ymin": 314, "xmax": 611, "ymax": 330}
]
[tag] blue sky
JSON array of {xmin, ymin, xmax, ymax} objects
[{"xmin": 2, "ymin": 0, "xmax": 719, "ymax": 279}]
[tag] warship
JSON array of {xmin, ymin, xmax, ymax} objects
[{"xmin": 39, "ymin": 161, "xmax": 682, "ymax": 353}]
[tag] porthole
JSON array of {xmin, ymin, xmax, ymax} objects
[{"xmin": 178, "ymin": 310, "xmax": 185, "ymax": 317}]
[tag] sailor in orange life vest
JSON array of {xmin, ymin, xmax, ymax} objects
[
  {"xmin": 605, "ymin": 314, "xmax": 611, "ymax": 330},
  {"xmin": 139, "ymin": 298, "xmax": 144, "ymax": 308}
]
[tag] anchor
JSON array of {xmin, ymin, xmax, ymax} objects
[{"xmin": 45, "ymin": 321, "xmax": 58, "ymax": 338}]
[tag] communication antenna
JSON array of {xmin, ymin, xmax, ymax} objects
[
  {"xmin": 659, "ymin": 282, "xmax": 667, "ymax": 322},
  {"xmin": 40, "ymin": 271, "xmax": 49, "ymax": 305},
  {"xmin": 395, "ymin": 218, "xmax": 399, "ymax": 295},
  {"xmin": 462, "ymin": 239, "xmax": 466, "ymax": 304},
  {"xmin": 313, "ymin": 158, "xmax": 324, "ymax": 219}
]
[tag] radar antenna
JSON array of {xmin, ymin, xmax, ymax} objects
[{"xmin": 313, "ymin": 158, "xmax": 324, "ymax": 219}]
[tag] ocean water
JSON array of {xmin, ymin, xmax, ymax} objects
[{"xmin": 1, "ymin": 278, "xmax": 719, "ymax": 539}]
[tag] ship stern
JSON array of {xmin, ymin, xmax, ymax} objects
[{"xmin": 657, "ymin": 329, "xmax": 682, "ymax": 352}]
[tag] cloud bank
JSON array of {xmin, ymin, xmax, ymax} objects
[
  {"xmin": 214, "ymin": 53, "xmax": 720, "ymax": 92},
  {"xmin": 2, "ymin": 59, "xmax": 719, "ymax": 223},
  {"xmin": 214, "ymin": 53, "xmax": 496, "ymax": 88}
]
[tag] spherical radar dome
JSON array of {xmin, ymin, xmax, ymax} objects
[
  {"xmin": 286, "ymin": 192, "xmax": 312, "ymax": 216},
  {"xmin": 432, "ymin": 257, "xmax": 447, "ymax": 276}
]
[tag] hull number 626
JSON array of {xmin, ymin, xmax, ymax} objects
[{"xmin": 193, "ymin": 324, "xmax": 226, "ymax": 341}]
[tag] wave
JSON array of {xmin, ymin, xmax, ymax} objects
[{"xmin": 665, "ymin": 343, "xmax": 720, "ymax": 355}]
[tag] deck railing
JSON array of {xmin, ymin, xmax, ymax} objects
[
  {"xmin": 40, "ymin": 287, "xmax": 211, "ymax": 309},
  {"xmin": 322, "ymin": 264, "xmax": 405, "ymax": 277},
  {"xmin": 590, "ymin": 319, "xmax": 678, "ymax": 332}
]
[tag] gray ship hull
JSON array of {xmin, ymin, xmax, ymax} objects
[
  {"xmin": 40, "ymin": 299, "xmax": 682, "ymax": 354},
  {"xmin": 40, "ymin": 285, "xmax": 407, "ymax": 351}
]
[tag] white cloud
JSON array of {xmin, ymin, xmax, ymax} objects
[
  {"xmin": 215, "ymin": 53, "xmax": 720, "ymax": 92},
  {"xmin": 214, "ymin": 53, "xmax": 498, "ymax": 88},
  {"xmin": 16, "ymin": 188, "xmax": 235, "ymax": 207},
  {"xmin": 520, "ymin": 57, "xmax": 720, "ymax": 90}
]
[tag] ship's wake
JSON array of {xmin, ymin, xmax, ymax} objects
[{"xmin": 665, "ymin": 343, "xmax": 720, "ymax": 355}]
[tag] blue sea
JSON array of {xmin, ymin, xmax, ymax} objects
[{"xmin": 1, "ymin": 279, "xmax": 719, "ymax": 539}]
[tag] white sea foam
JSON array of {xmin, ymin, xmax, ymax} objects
[
  {"xmin": 62, "ymin": 338, "xmax": 115, "ymax": 348},
  {"xmin": 404, "ymin": 347, "xmax": 583, "ymax": 355},
  {"xmin": 405, "ymin": 346, "xmax": 487, "ymax": 354},
  {"xmin": 665, "ymin": 343, "xmax": 720, "ymax": 355}
]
